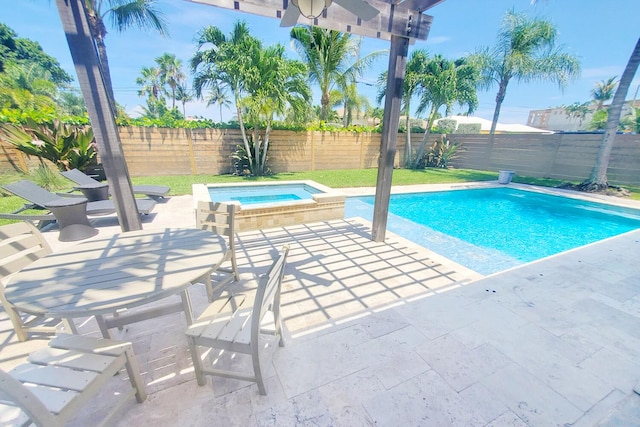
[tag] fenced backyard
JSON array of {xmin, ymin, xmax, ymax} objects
[{"xmin": 2, "ymin": 128, "xmax": 639, "ymax": 185}]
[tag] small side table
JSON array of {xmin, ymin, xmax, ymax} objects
[
  {"xmin": 45, "ymin": 198, "xmax": 98, "ymax": 242},
  {"xmin": 74, "ymin": 182, "xmax": 110, "ymax": 201}
]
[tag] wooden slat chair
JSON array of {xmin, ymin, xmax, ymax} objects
[
  {"xmin": 185, "ymin": 246, "xmax": 289, "ymax": 395},
  {"xmin": 0, "ymin": 222, "xmax": 77, "ymax": 341},
  {"xmin": 195, "ymin": 201, "xmax": 240, "ymax": 301},
  {"xmin": 0, "ymin": 334, "xmax": 146, "ymax": 427}
]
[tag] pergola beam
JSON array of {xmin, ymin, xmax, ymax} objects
[
  {"xmin": 187, "ymin": 0, "xmax": 433, "ymax": 41},
  {"xmin": 55, "ymin": 0, "xmax": 142, "ymax": 232}
]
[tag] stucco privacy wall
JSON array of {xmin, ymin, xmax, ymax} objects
[{"xmin": 1, "ymin": 128, "xmax": 639, "ymax": 185}]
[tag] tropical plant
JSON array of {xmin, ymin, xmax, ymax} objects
[
  {"xmin": 422, "ymin": 135, "xmax": 458, "ymax": 168},
  {"xmin": 0, "ymin": 119, "xmax": 96, "ymax": 171},
  {"xmin": 473, "ymin": 10, "xmax": 581, "ymax": 135},
  {"xmin": 58, "ymin": 90, "xmax": 87, "ymax": 116},
  {"xmin": 136, "ymin": 66, "xmax": 164, "ymax": 104},
  {"xmin": 192, "ymin": 22, "xmax": 261, "ymax": 169},
  {"xmin": 413, "ymin": 55, "xmax": 480, "ymax": 168},
  {"xmin": 290, "ymin": 26, "xmax": 384, "ymax": 122},
  {"xmin": 564, "ymin": 101, "xmax": 591, "ymax": 128},
  {"xmin": 377, "ymin": 49, "xmax": 430, "ymax": 167},
  {"xmin": 192, "ymin": 22, "xmax": 311, "ymax": 175},
  {"xmin": 239, "ymin": 44, "xmax": 311, "ymax": 175},
  {"xmin": 0, "ymin": 23, "xmax": 72, "ymax": 85},
  {"xmin": 587, "ymin": 109, "xmax": 608, "ymax": 131},
  {"xmin": 83, "ymin": 0, "xmax": 167, "ymax": 104},
  {"xmin": 156, "ymin": 53, "xmax": 185, "ymax": 109},
  {"xmin": 175, "ymin": 83, "xmax": 192, "ymax": 117},
  {"xmin": 591, "ymin": 76, "xmax": 618, "ymax": 111},
  {"xmin": 206, "ymin": 85, "xmax": 232, "ymax": 123},
  {"xmin": 583, "ymin": 37, "xmax": 640, "ymax": 190}
]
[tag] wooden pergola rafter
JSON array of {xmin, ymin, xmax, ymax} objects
[{"xmin": 55, "ymin": 0, "xmax": 445, "ymax": 240}]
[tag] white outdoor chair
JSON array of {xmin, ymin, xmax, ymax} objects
[
  {"xmin": 0, "ymin": 333, "xmax": 146, "ymax": 427},
  {"xmin": 185, "ymin": 245, "xmax": 289, "ymax": 395},
  {"xmin": 195, "ymin": 201, "xmax": 240, "ymax": 301},
  {"xmin": 0, "ymin": 222, "xmax": 77, "ymax": 341}
]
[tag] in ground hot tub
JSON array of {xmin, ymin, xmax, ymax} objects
[{"xmin": 192, "ymin": 180, "xmax": 345, "ymax": 232}]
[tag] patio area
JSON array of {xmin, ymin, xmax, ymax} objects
[{"xmin": 1, "ymin": 188, "xmax": 640, "ymax": 426}]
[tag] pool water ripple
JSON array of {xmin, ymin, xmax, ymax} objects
[{"xmin": 345, "ymin": 188, "xmax": 640, "ymax": 275}]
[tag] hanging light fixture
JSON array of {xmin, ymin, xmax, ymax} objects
[{"xmin": 291, "ymin": 0, "xmax": 333, "ymax": 19}]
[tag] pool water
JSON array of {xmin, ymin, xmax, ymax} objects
[
  {"xmin": 346, "ymin": 188, "xmax": 640, "ymax": 275},
  {"xmin": 208, "ymin": 183, "xmax": 322, "ymax": 206}
]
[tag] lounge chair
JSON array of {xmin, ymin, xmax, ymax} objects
[
  {"xmin": 61, "ymin": 168, "xmax": 170, "ymax": 201},
  {"xmin": 2, "ymin": 180, "xmax": 156, "ymax": 217}
]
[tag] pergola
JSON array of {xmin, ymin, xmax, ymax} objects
[{"xmin": 54, "ymin": 0, "xmax": 445, "ymax": 241}]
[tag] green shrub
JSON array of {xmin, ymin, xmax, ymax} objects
[
  {"xmin": 0, "ymin": 119, "xmax": 97, "ymax": 171},
  {"xmin": 422, "ymin": 136, "xmax": 458, "ymax": 168},
  {"xmin": 433, "ymin": 119, "xmax": 457, "ymax": 134},
  {"xmin": 455, "ymin": 123, "xmax": 481, "ymax": 134}
]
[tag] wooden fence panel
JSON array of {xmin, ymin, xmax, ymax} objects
[{"xmin": 2, "ymin": 128, "xmax": 639, "ymax": 185}]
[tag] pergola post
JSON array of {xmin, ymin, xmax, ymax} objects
[
  {"xmin": 55, "ymin": 0, "xmax": 142, "ymax": 232},
  {"xmin": 371, "ymin": 35, "xmax": 409, "ymax": 242}
]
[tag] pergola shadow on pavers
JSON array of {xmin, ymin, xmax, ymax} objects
[
  {"xmin": 231, "ymin": 219, "xmax": 479, "ymax": 335},
  {"xmin": 106, "ymin": 226, "xmax": 640, "ymax": 426}
]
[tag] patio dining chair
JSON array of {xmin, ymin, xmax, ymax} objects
[
  {"xmin": 185, "ymin": 245, "xmax": 289, "ymax": 395},
  {"xmin": 2, "ymin": 180, "xmax": 156, "ymax": 217},
  {"xmin": 195, "ymin": 201, "xmax": 240, "ymax": 301},
  {"xmin": 61, "ymin": 168, "xmax": 170, "ymax": 201},
  {"xmin": 0, "ymin": 333, "xmax": 146, "ymax": 427},
  {"xmin": 0, "ymin": 222, "xmax": 77, "ymax": 341}
]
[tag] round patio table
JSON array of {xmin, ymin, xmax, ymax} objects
[{"xmin": 3, "ymin": 228, "xmax": 227, "ymax": 338}]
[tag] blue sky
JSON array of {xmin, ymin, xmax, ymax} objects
[{"xmin": 4, "ymin": 0, "xmax": 640, "ymax": 124}]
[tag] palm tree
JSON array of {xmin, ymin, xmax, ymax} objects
[
  {"xmin": 156, "ymin": 53, "xmax": 185, "ymax": 109},
  {"xmin": 135, "ymin": 66, "xmax": 163, "ymax": 104},
  {"xmin": 175, "ymin": 83, "xmax": 192, "ymax": 117},
  {"xmin": 290, "ymin": 26, "xmax": 384, "ymax": 122},
  {"xmin": 584, "ymin": 37, "xmax": 640, "ymax": 190},
  {"xmin": 377, "ymin": 49, "xmax": 429, "ymax": 167},
  {"xmin": 412, "ymin": 55, "xmax": 480, "ymax": 168},
  {"xmin": 206, "ymin": 85, "xmax": 232, "ymax": 122},
  {"xmin": 591, "ymin": 76, "xmax": 618, "ymax": 111},
  {"xmin": 243, "ymin": 44, "xmax": 311, "ymax": 174},
  {"xmin": 564, "ymin": 101, "xmax": 590, "ymax": 128},
  {"xmin": 83, "ymin": 0, "xmax": 167, "ymax": 105},
  {"xmin": 473, "ymin": 10, "xmax": 580, "ymax": 135},
  {"xmin": 191, "ymin": 21, "xmax": 261, "ymax": 167}
]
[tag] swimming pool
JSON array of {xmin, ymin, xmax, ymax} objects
[
  {"xmin": 346, "ymin": 187, "xmax": 640, "ymax": 275},
  {"xmin": 207, "ymin": 183, "xmax": 322, "ymax": 206},
  {"xmin": 192, "ymin": 181, "xmax": 345, "ymax": 232}
]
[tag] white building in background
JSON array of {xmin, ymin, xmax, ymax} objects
[
  {"xmin": 434, "ymin": 116, "xmax": 553, "ymax": 134},
  {"xmin": 527, "ymin": 100, "xmax": 639, "ymax": 132}
]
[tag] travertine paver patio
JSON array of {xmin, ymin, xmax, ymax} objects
[{"xmin": 1, "ymin": 190, "xmax": 640, "ymax": 426}]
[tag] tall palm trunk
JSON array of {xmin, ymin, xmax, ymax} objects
[
  {"xmin": 404, "ymin": 101, "xmax": 412, "ymax": 167},
  {"xmin": 490, "ymin": 79, "xmax": 509, "ymax": 135},
  {"xmin": 234, "ymin": 89, "xmax": 253, "ymax": 170},
  {"xmin": 587, "ymin": 37, "xmax": 640, "ymax": 188},
  {"xmin": 320, "ymin": 91, "xmax": 330, "ymax": 121},
  {"xmin": 87, "ymin": 14, "xmax": 116, "ymax": 109},
  {"xmin": 261, "ymin": 117, "xmax": 273, "ymax": 175},
  {"xmin": 412, "ymin": 104, "xmax": 438, "ymax": 168}
]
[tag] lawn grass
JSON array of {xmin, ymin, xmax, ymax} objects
[{"xmin": 1, "ymin": 168, "xmax": 639, "ymax": 225}]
